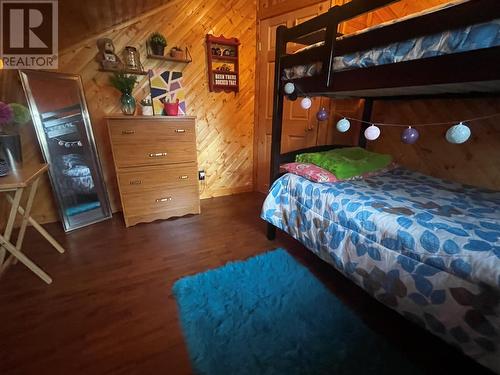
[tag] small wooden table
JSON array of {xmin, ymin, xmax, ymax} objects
[{"xmin": 0, "ymin": 163, "xmax": 65, "ymax": 284}]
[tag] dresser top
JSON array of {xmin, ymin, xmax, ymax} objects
[{"xmin": 105, "ymin": 115, "xmax": 196, "ymax": 121}]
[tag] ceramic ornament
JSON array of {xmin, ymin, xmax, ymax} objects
[
  {"xmin": 364, "ymin": 124, "xmax": 381, "ymax": 141},
  {"xmin": 446, "ymin": 122, "xmax": 471, "ymax": 144},
  {"xmin": 284, "ymin": 82, "xmax": 295, "ymax": 95},
  {"xmin": 316, "ymin": 107, "xmax": 328, "ymax": 121},
  {"xmin": 300, "ymin": 97, "xmax": 312, "ymax": 110},
  {"xmin": 401, "ymin": 126, "xmax": 419, "ymax": 144},
  {"xmin": 336, "ymin": 118, "xmax": 350, "ymax": 132}
]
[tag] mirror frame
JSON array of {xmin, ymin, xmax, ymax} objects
[{"xmin": 19, "ymin": 70, "xmax": 112, "ymax": 231}]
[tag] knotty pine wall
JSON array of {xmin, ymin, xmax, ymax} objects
[{"xmin": 0, "ymin": 0, "xmax": 256, "ymax": 225}]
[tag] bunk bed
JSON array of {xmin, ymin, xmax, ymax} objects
[{"xmin": 261, "ymin": 0, "xmax": 500, "ymax": 372}]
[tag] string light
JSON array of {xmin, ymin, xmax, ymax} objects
[
  {"xmin": 55, "ymin": 137, "xmax": 82, "ymax": 148},
  {"xmin": 316, "ymin": 107, "xmax": 328, "ymax": 121},
  {"xmin": 401, "ymin": 126, "xmax": 419, "ymax": 144},
  {"xmin": 284, "ymin": 81, "xmax": 500, "ymax": 143},
  {"xmin": 446, "ymin": 122, "xmax": 471, "ymax": 144},
  {"xmin": 364, "ymin": 124, "xmax": 381, "ymax": 140},
  {"xmin": 300, "ymin": 97, "xmax": 312, "ymax": 109},
  {"xmin": 334, "ymin": 111, "xmax": 500, "ymax": 128},
  {"xmin": 284, "ymin": 82, "xmax": 295, "ymax": 95},
  {"xmin": 336, "ymin": 118, "xmax": 350, "ymax": 132},
  {"xmin": 333, "ymin": 111, "xmax": 497, "ymax": 144}
]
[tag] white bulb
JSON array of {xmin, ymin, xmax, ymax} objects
[
  {"xmin": 364, "ymin": 125, "xmax": 381, "ymax": 141},
  {"xmin": 336, "ymin": 118, "xmax": 350, "ymax": 133},
  {"xmin": 300, "ymin": 97, "xmax": 312, "ymax": 110},
  {"xmin": 284, "ymin": 82, "xmax": 295, "ymax": 95}
]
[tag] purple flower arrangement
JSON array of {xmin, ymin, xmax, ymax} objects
[{"xmin": 0, "ymin": 102, "xmax": 13, "ymax": 125}]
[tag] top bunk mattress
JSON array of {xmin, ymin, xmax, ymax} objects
[
  {"xmin": 283, "ymin": 17, "xmax": 500, "ymax": 79},
  {"xmin": 262, "ymin": 168, "xmax": 500, "ymax": 290}
]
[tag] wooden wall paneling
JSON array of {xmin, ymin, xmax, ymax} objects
[
  {"xmin": 0, "ymin": 0, "xmax": 257, "ymax": 227},
  {"xmin": 369, "ymin": 98, "xmax": 500, "ymax": 190},
  {"xmin": 59, "ymin": 0, "xmax": 177, "ymax": 50},
  {"xmin": 363, "ymin": 0, "xmax": 500, "ymax": 190},
  {"xmin": 64, "ymin": 0, "xmax": 257, "ymax": 202},
  {"xmin": 258, "ymin": 0, "xmax": 343, "ymax": 20}
]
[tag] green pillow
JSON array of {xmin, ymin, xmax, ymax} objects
[{"xmin": 296, "ymin": 147, "xmax": 392, "ymax": 180}]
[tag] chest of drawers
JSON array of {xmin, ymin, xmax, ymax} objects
[{"xmin": 107, "ymin": 116, "xmax": 200, "ymax": 227}]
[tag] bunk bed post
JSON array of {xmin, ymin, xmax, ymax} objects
[
  {"xmin": 358, "ymin": 98, "xmax": 373, "ymax": 148},
  {"xmin": 267, "ymin": 25, "xmax": 287, "ymax": 241},
  {"xmin": 325, "ymin": 7, "xmax": 339, "ymax": 88}
]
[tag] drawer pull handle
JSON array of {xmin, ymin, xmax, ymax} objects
[
  {"xmin": 148, "ymin": 152, "xmax": 167, "ymax": 158},
  {"xmin": 129, "ymin": 180, "xmax": 142, "ymax": 185},
  {"xmin": 156, "ymin": 197, "xmax": 172, "ymax": 203},
  {"xmin": 121, "ymin": 130, "xmax": 135, "ymax": 135},
  {"xmin": 175, "ymin": 129, "xmax": 186, "ymax": 133},
  {"xmin": 179, "ymin": 175, "xmax": 189, "ymax": 180}
]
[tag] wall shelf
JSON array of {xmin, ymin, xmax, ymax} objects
[
  {"xmin": 211, "ymin": 55, "xmax": 238, "ymax": 61},
  {"xmin": 206, "ymin": 34, "xmax": 240, "ymax": 93}
]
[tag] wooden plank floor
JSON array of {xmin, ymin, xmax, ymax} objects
[{"xmin": 0, "ymin": 192, "xmax": 491, "ymax": 374}]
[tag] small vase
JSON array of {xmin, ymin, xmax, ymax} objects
[
  {"xmin": 170, "ymin": 49, "xmax": 184, "ymax": 59},
  {"xmin": 163, "ymin": 100, "xmax": 179, "ymax": 116},
  {"xmin": 0, "ymin": 131, "xmax": 22, "ymax": 171},
  {"xmin": 120, "ymin": 92, "xmax": 136, "ymax": 115},
  {"xmin": 141, "ymin": 105, "xmax": 153, "ymax": 116}
]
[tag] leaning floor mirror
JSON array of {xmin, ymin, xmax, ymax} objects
[{"xmin": 19, "ymin": 70, "xmax": 112, "ymax": 232}]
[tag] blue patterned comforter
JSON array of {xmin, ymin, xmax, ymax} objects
[
  {"xmin": 262, "ymin": 169, "xmax": 500, "ymax": 372},
  {"xmin": 283, "ymin": 19, "xmax": 500, "ymax": 79}
]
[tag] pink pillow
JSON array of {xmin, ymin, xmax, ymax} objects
[
  {"xmin": 281, "ymin": 163, "xmax": 338, "ymax": 183},
  {"xmin": 281, "ymin": 161, "xmax": 398, "ymax": 183}
]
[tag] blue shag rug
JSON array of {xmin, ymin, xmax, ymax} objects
[{"xmin": 173, "ymin": 249, "xmax": 422, "ymax": 375}]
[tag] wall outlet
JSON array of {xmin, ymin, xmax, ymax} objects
[{"xmin": 198, "ymin": 170, "xmax": 206, "ymax": 181}]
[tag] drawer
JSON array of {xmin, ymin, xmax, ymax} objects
[
  {"xmin": 121, "ymin": 184, "xmax": 199, "ymax": 219},
  {"xmin": 108, "ymin": 120, "xmax": 195, "ymax": 145},
  {"xmin": 117, "ymin": 163, "xmax": 198, "ymax": 195},
  {"xmin": 112, "ymin": 141, "xmax": 197, "ymax": 168}
]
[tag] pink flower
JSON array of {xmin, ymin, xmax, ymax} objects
[{"xmin": 0, "ymin": 101, "xmax": 13, "ymax": 125}]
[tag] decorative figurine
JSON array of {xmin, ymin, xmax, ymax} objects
[{"xmin": 96, "ymin": 38, "xmax": 123, "ymax": 70}]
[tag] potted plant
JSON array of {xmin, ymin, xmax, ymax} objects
[
  {"xmin": 170, "ymin": 46, "xmax": 184, "ymax": 59},
  {"xmin": 109, "ymin": 73, "xmax": 138, "ymax": 115},
  {"xmin": 140, "ymin": 97, "xmax": 153, "ymax": 116},
  {"xmin": 149, "ymin": 32, "xmax": 167, "ymax": 56},
  {"xmin": 0, "ymin": 102, "xmax": 31, "ymax": 172}
]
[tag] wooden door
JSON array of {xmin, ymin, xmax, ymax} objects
[{"xmin": 255, "ymin": 2, "xmax": 331, "ymax": 192}]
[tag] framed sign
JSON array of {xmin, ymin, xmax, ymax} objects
[{"xmin": 206, "ymin": 34, "xmax": 240, "ymax": 93}]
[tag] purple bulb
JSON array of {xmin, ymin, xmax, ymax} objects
[
  {"xmin": 401, "ymin": 127, "xmax": 419, "ymax": 144},
  {"xmin": 316, "ymin": 107, "xmax": 328, "ymax": 121}
]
